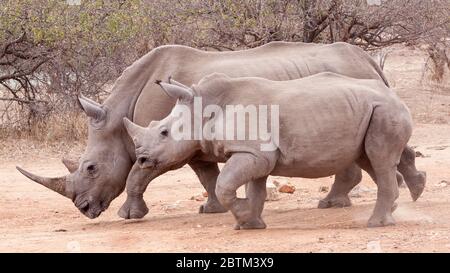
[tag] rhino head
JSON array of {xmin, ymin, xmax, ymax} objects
[
  {"xmin": 17, "ymin": 95, "xmax": 133, "ymax": 219},
  {"xmin": 123, "ymin": 80, "xmax": 200, "ymax": 172}
]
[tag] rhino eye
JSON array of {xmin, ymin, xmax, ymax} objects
[
  {"xmin": 86, "ymin": 164, "xmax": 97, "ymax": 173},
  {"xmin": 160, "ymin": 129, "xmax": 169, "ymax": 137}
]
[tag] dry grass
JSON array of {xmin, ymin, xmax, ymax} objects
[
  {"xmin": 0, "ymin": 112, "xmax": 86, "ymax": 162},
  {"xmin": 1, "ymin": 46, "xmax": 449, "ymax": 147},
  {"xmin": 383, "ymin": 45, "xmax": 450, "ymax": 125},
  {"xmin": 0, "ymin": 111, "xmax": 87, "ymax": 143},
  {"xmin": 29, "ymin": 112, "xmax": 87, "ymax": 142}
]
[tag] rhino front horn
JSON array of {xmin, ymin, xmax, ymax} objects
[
  {"xmin": 16, "ymin": 166, "xmax": 71, "ymax": 198},
  {"xmin": 123, "ymin": 117, "xmax": 146, "ymax": 141}
]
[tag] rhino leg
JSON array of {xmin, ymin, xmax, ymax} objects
[
  {"xmin": 215, "ymin": 153, "xmax": 276, "ymax": 230},
  {"xmin": 318, "ymin": 163, "xmax": 362, "ymax": 209},
  {"xmin": 361, "ymin": 107, "xmax": 411, "ymax": 228},
  {"xmin": 397, "ymin": 146, "xmax": 426, "ymax": 201},
  {"xmin": 367, "ymin": 167, "xmax": 398, "ymax": 228},
  {"xmin": 318, "ymin": 163, "xmax": 406, "ymax": 209},
  {"xmin": 189, "ymin": 160, "xmax": 228, "ymax": 214},
  {"xmin": 234, "ymin": 178, "xmax": 268, "ymax": 230},
  {"xmin": 118, "ymin": 163, "xmax": 164, "ymax": 219}
]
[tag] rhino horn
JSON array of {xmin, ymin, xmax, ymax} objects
[
  {"xmin": 168, "ymin": 76, "xmax": 190, "ymax": 90},
  {"xmin": 62, "ymin": 157, "xmax": 78, "ymax": 173},
  {"xmin": 123, "ymin": 118, "xmax": 146, "ymax": 143},
  {"xmin": 156, "ymin": 80, "xmax": 194, "ymax": 102},
  {"xmin": 78, "ymin": 94, "xmax": 106, "ymax": 120},
  {"xmin": 16, "ymin": 166, "xmax": 71, "ymax": 198}
]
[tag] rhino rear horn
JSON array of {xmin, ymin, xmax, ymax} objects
[
  {"xmin": 16, "ymin": 166, "xmax": 71, "ymax": 198},
  {"xmin": 62, "ymin": 157, "xmax": 78, "ymax": 173},
  {"xmin": 78, "ymin": 94, "xmax": 106, "ymax": 121}
]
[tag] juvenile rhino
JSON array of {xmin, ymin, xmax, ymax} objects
[
  {"xmin": 16, "ymin": 42, "xmax": 425, "ymax": 219},
  {"xmin": 124, "ymin": 73, "xmax": 414, "ymax": 228}
]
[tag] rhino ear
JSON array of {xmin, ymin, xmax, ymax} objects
[
  {"xmin": 78, "ymin": 94, "xmax": 106, "ymax": 121},
  {"xmin": 156, "ymin": 80, "xmax": 194, "ymax": 102},
  {"xmin": 123, "ymin": 118, "xmax": 146, "ymax": 144}
]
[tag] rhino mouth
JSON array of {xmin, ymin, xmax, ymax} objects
[
  {"xmin": 75, "ymin": 198, "xmax": 109, "ymax": 219},
  {"xmin": 136, "ymin": 154, "xmax": 160, "ymax": 169}
]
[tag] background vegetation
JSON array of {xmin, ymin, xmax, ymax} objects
[{"xmin": 0, "ymin": 0, "xmax": 449, "ymax": 140}]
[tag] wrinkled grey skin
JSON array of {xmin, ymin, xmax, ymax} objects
[
  {"xmin": 125, "ymin": 73, "xmax": 415, "ymax": 228},
  {"xmin": 16, "ymin": 42, "xmax": 425, "ymax": 219}
]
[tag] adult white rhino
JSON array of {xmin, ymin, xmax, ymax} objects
[{"xmin": 16, "ymin": 42, "xmax": 425, "ymax": 219}]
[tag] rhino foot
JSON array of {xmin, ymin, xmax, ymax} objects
[
  {"xmin": 408, "ymin": 171, "xmax": 426, "ymax": 201},
  {"xmin": 199, "ymin": 199, "xmax": 228, "ymax": 214},
  {"xmin": 118, "ymin": 196, "xmax": 149, "ymax": 219},
  {"xmin": 234, "ymin": 218, "xmax": 267, "ymax": 230},
  {"xmin": 318, "ymin": 195, "xmax": 352, "ymax": 209},
  {"xmin": 367, "ymin": 212, "xmax": 396, "ymax": 228}
]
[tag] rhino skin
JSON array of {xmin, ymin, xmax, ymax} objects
[
  {"xmin": 16, "ymin": 41, "xmax": 425, "ymax": 219},
  {"xmin": 125, "ymin": 72, "xmax": 415, "ymax": 228}
]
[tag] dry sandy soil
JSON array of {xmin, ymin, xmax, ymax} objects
[{"xmin": 0, "ymin": 46, "xmax": 449, "ymax": 253}]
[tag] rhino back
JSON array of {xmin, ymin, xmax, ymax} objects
[
  {"xmin": 133, "ymin": 42, "xmax": 387, "ymax": 127},
  {"xmin": 197, "ymin": 73, "xmax": 398, "ymax": 177},
  {"xmin": 273, "ymin": 76, "xmax": 377, "ymax": 177}
]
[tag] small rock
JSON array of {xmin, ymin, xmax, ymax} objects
[
  {"xmin": 349, "ymin": 185, "xmax": 374, "ymax": 197},
  {"xmin": 437, "ymin": 180, "xmax": 449, "ymax": 187},
  {"xmin": 415, "ymin": 151, "xmax": 425, "ymax": 158},
  {"xmin": 163, "ymin": 201, "xmax": 182, "ymax": 210},
  {"xmin": 195, "ymin": 195, "xmax": 205, "ymax": 201},
  {"xmin": 367, "ymin": 240, "xmax": 383, "ymax": 253},
  {"xmin": 271, "ymin": 178, "xmax": 296, "ymax": 194},
  {"xmin": 427, "ymin": 145, "xmax": 448, "ymax": 151},
  {"xmin": 190, "ymin": 195, "xmax": 205, "ymax": 201},
  {"xmin": 279, "ymin": 183, "xmax": 296, "ymax": 194},
  {"xmin": 202, "ymin": 191, "xmax": 208, "ymax": 198},
  {"xmin": 319, "ymin": 186, "xmax": 329, "ymax": 193},
  {"xmin": 54, "ymin": 229, "xmax": 67, "ymax": 232},
  {"xmin": 266, "ymin": 181, "xmax": 280, "ymax": 201}
]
